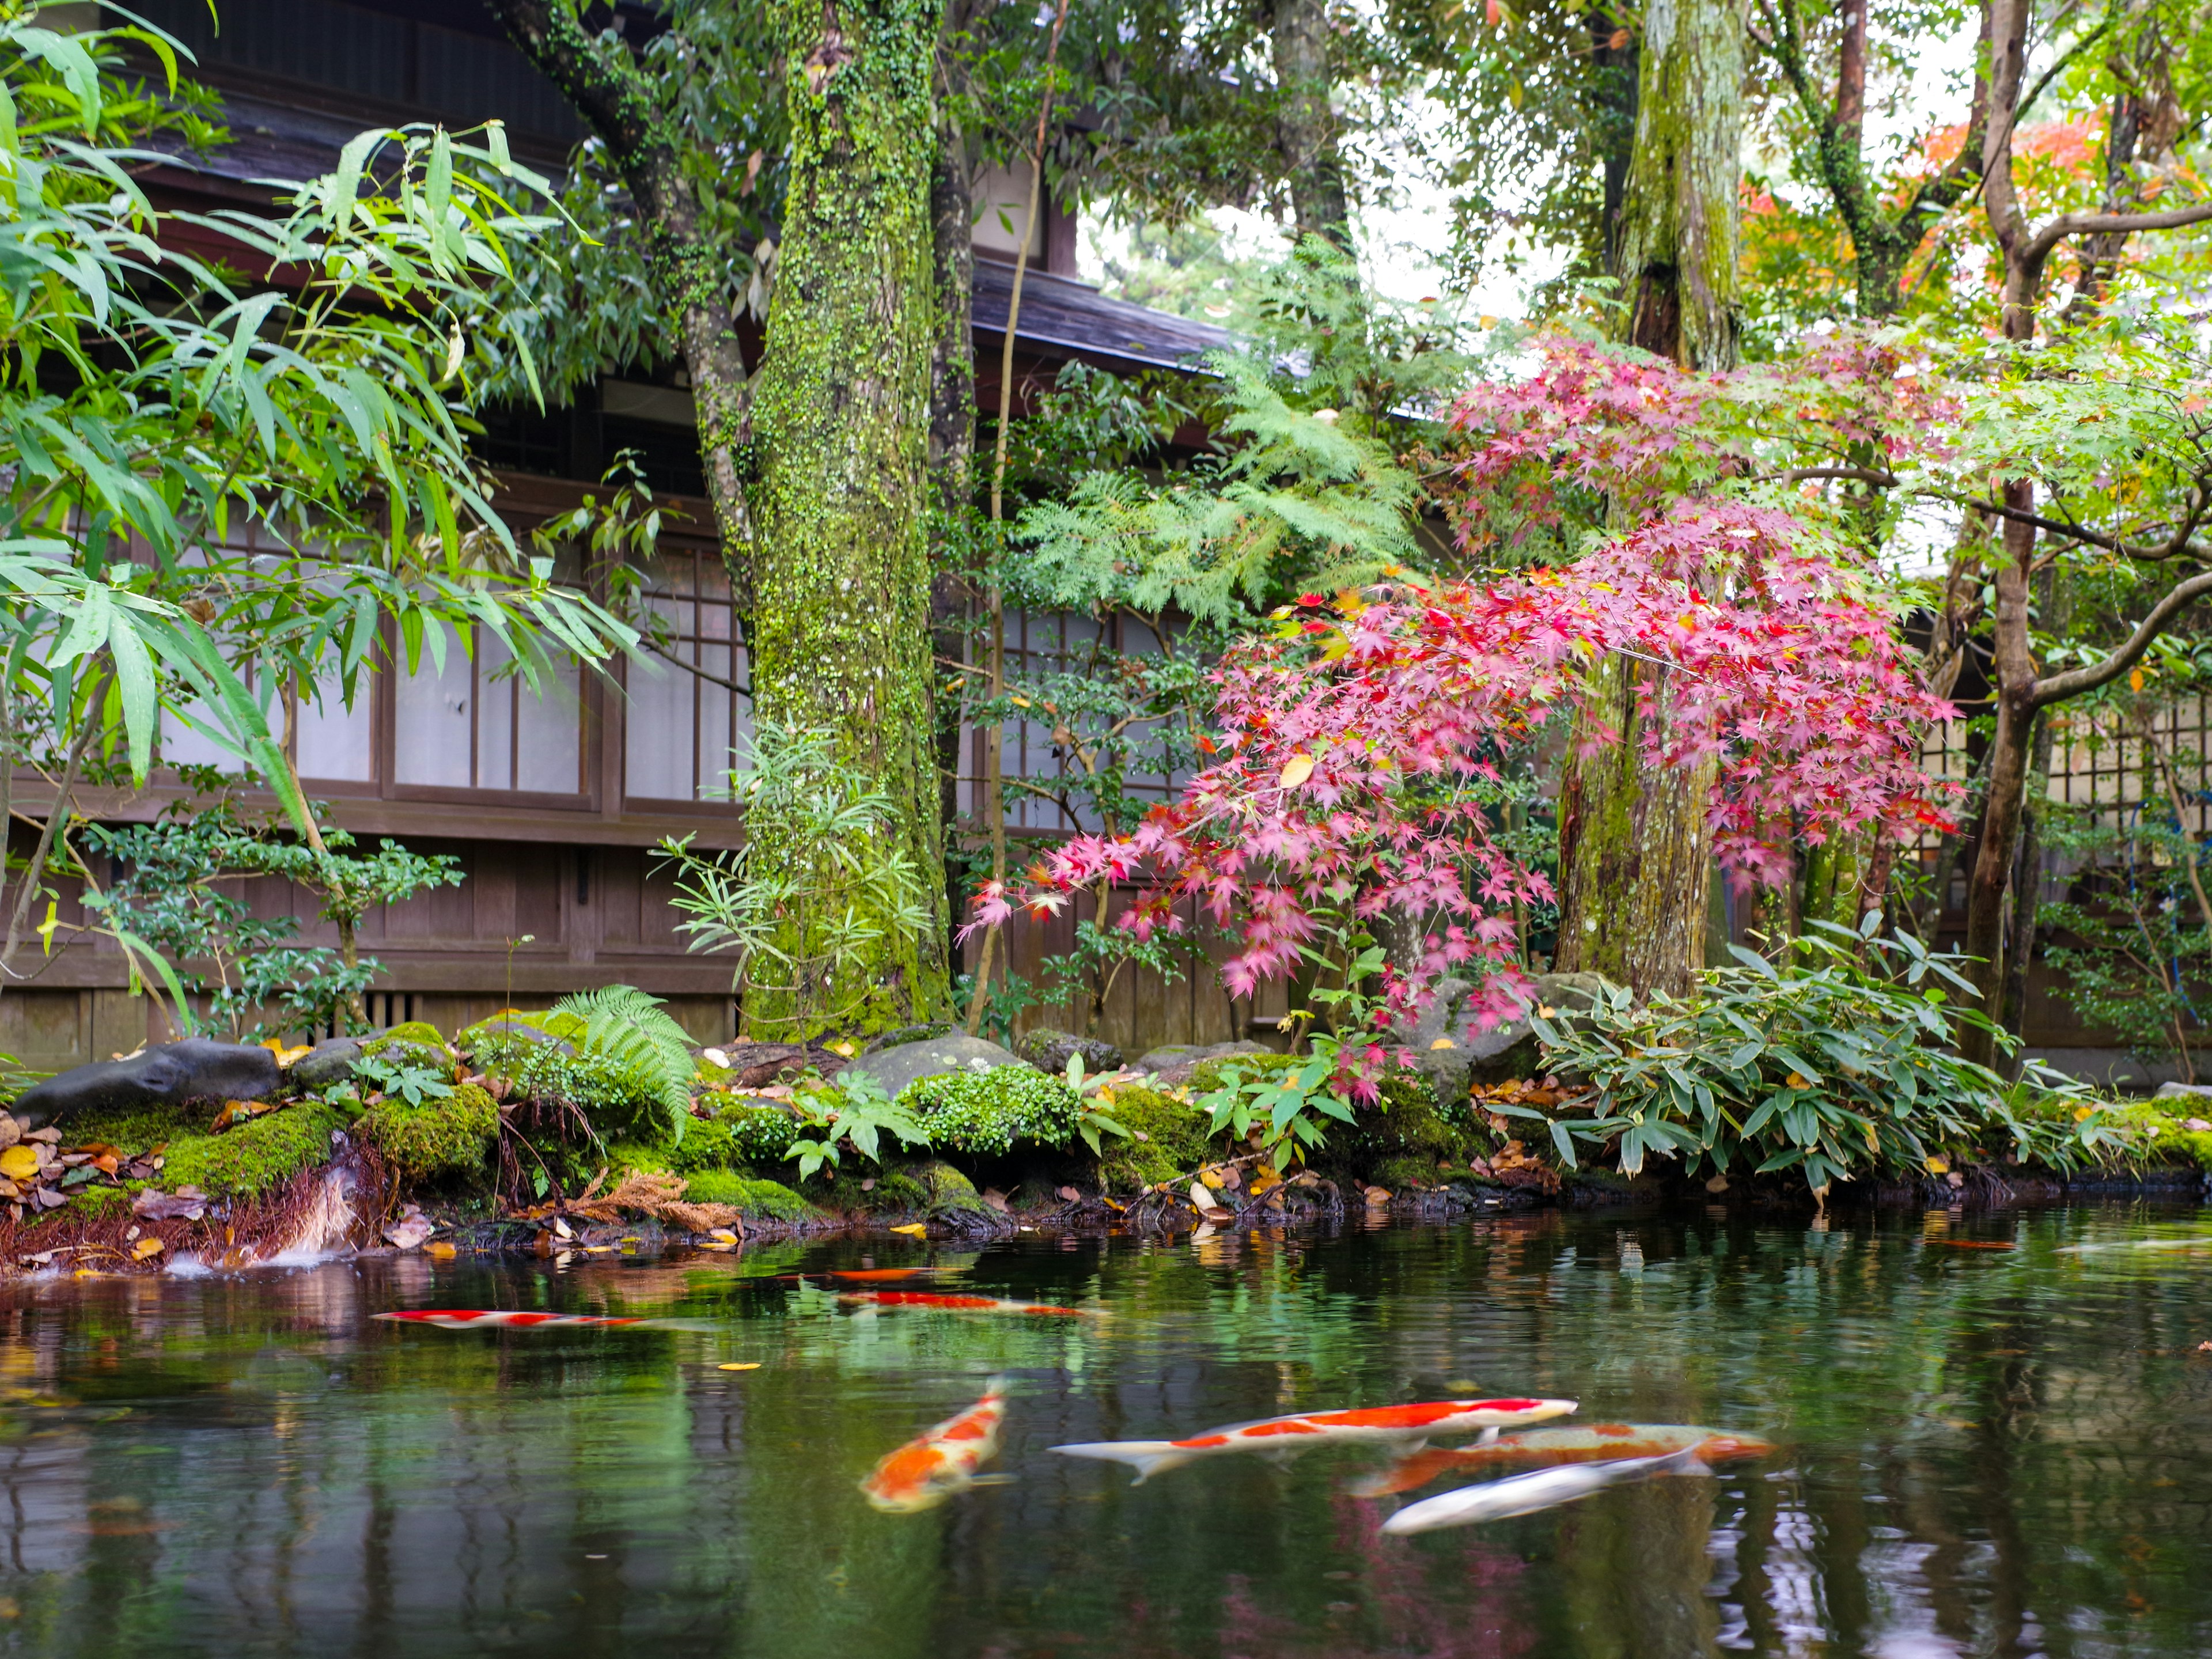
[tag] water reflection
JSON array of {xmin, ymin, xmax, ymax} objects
[{"xmin": 0, "ymin": 1204, "xmax": 2206, "ymax": 1656}]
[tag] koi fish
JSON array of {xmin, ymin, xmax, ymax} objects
[
  {"xmin": 2058, "ymin": 1235, "xmax": 2212, "ymax": 1255},
  {"xmin": 821, "ymin": 1268, "xmax": 956, "ymax": 1282},
  {"xmin": 374, "ymin": 1310, "xmax": 651, "ymax": 1330},
  {"xmin": 1350, "ymin": 1423, "xmax": 1774, "ymax": 1498},
  {"xmin": 860, "ymin": 1378, "xmax": 1009, "ymax": 1513},
  {"xmin": 839, "ymin": 1290, "xmax": 1094, "ymax": 1318},
  {"xmin": 1923, "ymin": 1239, "xmax": 2014, "ymax": 1251},
  {"xmin": 1380, "ymin": 1445, "xmax": 1710, "ymax": 1536},
  {"xmin": 1052, "ymin": 1396, "xmax": 1579, "ymax": 1485}
]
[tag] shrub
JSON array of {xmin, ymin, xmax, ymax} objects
[
  {"xmin": 1517, "ymin": 922, "xmax": 2116, "ymax": 1189},
  {"xmin": 461, "ymin": 990, "xmax": 696, "ymax": 1145},
  {"xmin": 897, "ymin": 1068, "xmax": 1084, "ymax": 1156},
  {"xmin": 361, "ymin": 1083, "xmax": 498, "ymax": 1181},
  {"xmin": 681, "ymin": 1103, "xmax": 806, "ymax": 1167}
]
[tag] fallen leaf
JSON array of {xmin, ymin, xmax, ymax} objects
[
  {"xmin": 889, "ymin": 1223, "xmax": 928, "ymax": 1237},
  {"xmin": 1785, "ymin": 1072, "xmax": 1810, "ymax": 1090},
  {"xmin": 1363, "ymin": 1186, "xmax": 1392, "ymax": 1206},
  {"xmin": 1924, "ymin": 1154, "xmax": 1949, "ymax": 1175},
  {"xmin": 717, "ymin": 1362, "xmax": 762, "ymax": 1372},
  {"xmin": 702, "ymin": 1047, "xmax": 731, "ymax": 1069},
  {"xmin": 1277, "ymin": 752, "xmax": 1316, "ymax": 789},
  {"xmin": 980, "ymin": 1188, "xmax": 1011, "ymax": 1214},
  {"xmin": 423, "ymin": 1242, "xmax": 458, "ymax": 1260},
  {"xmin": 131, "ymin": 1238, "xmax": 165, "ymax": 1261},
  {"xmin": 860, "ymin": 1177, "xmax": 876, "ymax": 1191},
  {"xmin": 1429, "ymin": 1037, "xmax": 1457, "ymax": 1050},
  {"xmin": 385, "ymin": 1213, "xmax": 435, "ymax": 1250},
  {"xmin": 1188, "ymin": 1181, "xmax": 1214, "ymax": 1212},
  {"xmin": 25, "ymin": 1128, "xmax": 59, "ymax": 1144},
  {"xmin": 2187, "ymin": 1118, "xmax": 2212, "ymax": 1132},
  {"xmin": 132, "ymin": 1188, "xmax": 206, "ymax": 1222},
  {"xmin": 1058, "ymin": 1185, "xmax": 1081, "ymax": 1202},
  {"xmin": 0, "ymin": 1147, "xmax": 39, "ymax": 1183}
]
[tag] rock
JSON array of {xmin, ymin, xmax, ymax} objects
[
  {"xmin": 1015, "ymin": 1028, "xmax": 1123, "ymax": 1075},
  {"xmin": 711, "ymin": 1042, "xmax": 816, "ymax": 1089},
  {"xmin": 842, "ymin": 1033, "xmax": 1031, "ymax": 1099},
  {"xmin": 1401, "ymin": 972, "xmax": 1622, "ymax": 1090},
  {"xmin": 13, "ymin": 1039, "xmax": 283, "ymax": 1127},
  {"xmin": 290, "ymin": 1038, "xmax": 365, "ymax": 1093},
  {"xmin": 1136, "ymin": 1040, "xmax": 1269, "ymax": 1085},
  {"xmin": 861, "ymin": 1022, "xmax": 956, "ymax": 1056},
  {"xmin": 2154, "ymin": 1081, "xmax": 2212, "ymax": 1100}
]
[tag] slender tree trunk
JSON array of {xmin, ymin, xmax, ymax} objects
[
  {"xmin": 1555, "ymin": 0, "xmax": 1741, "ymax": 998},
  {"xmin": 1590, "ymin": 13, "xmax": 1641, "ymax": 272},
  {"xmin": 1960, "ymin": 505, "xmax": 2036, "ymax": 1064},
  {"xmin": 1997, "ymin": 709, "xmax": 2052, "ymax": 1060},
  {"xmin": 1271, "ymin": 0, "xmax": 1353, "ymax": 250},
  {"xmin": 747, "ymin": 0, "xmax": 951, "ymax": 1036}
]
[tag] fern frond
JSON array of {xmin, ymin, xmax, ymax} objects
[{"xmin": 552, "ymin": 984, "xmax": 697, "ymax": 1145}]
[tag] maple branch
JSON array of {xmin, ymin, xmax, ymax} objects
[{"xmin": 2023, "ymin": 198, "xmax": 2212, "ymax": 267}]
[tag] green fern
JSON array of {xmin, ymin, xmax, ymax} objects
[{"xmin": 548, "ymin": 984, "xmax": 698, "ymax": 1145}]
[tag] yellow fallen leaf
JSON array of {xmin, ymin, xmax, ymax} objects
[
  {"xmin": 888, "ymin": 1223, "xmax": 928, "ymax": 1237},
  {"xmin": 1785, "ymin": 1073, "xmax": 1810, "ymax": 1090},
  {"xmin": 1429, "ymin": 1037, "xmax": 1457, "ymax": 1051},
  {"xmin": 717, "ymin": 1362, "xmax": 762, "ymax": 1372},
  {"xmin": 424, "ymin": 1241, "xmax": 458, "ymax": 1260},
  {"xmin": 1277, "ymin": 753, "xmax": 1315, "ymax": 789},
  {"xmin": 1199, "ymin": 1168, "xmax": 1227, "ymax": 1190},
  {"xmin": 131, "ymin": 1238, "xmax": 165, "ymax": 1261},
  {"xmin": 0, "ymin": 1147, "xmax": 39, "ymax": 1182},
  {"xmin": 1923, "ymin": 1155, "xmax": 1949, "ymax": 1175}
]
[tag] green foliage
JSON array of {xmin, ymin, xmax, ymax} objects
[
  {"xmin": 1516, "ymin": 922, "xmax": 2118, "ymax": 1189},
  {"xmin": 656, "ymin": 723, "xmax": 930, "ymax": 1039},
  {"xmin": 354, "ymin": 1052, "xmax": 454, "ymax": 1109},
  {"xmin": 1198, "ymin": 1047, "xmax": 1358, "ymax": 1158},
  {"xmin": 675, "ymin": 1103, "xmax": 807, "ymax": 1169},
  {"xmin": 361, "ymin": 1083, "xmax": 498, "ymax": 1181},
  {"xmin": 76, "ymin": 802, "xmax": 460, "ymax": 1041},
  {"xmin": 544, "ymin": 986, "xmax": 698, "ymax": 1144},
  {"xmin": 897, "ymin": 1066, "xmax": 1086, "ymax": 1156},
  {"xmin": 785, "ymin": 1072, "xmax": 930, "ymax": 1181},
  {"xmin": 154, "ymin": 1102, "xmax": 350, "ymax": 1201},
  {"xmin": 467, "ymin": 1028, "xmax": 635, "ymax": 1122}
]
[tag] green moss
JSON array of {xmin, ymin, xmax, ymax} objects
[
  {"xmin": 359, "ymin": 1025, "xmax": 453, "ymax": 1076},
  {"xmin": 154, "ymin": 1101, "xmax": 350, "ymax": 1200},
  {"xmin": 680, "ymin": 1103, "xmax": 802, "ymax": 1168},
  {"xmin": 906, "ymin": 1158, "xmax": 998, "ymax": 1219},
  {"xmin": 678, "ymin": 1168, "xmax": 817, "ymax": 1222},
  {"xmin": 1097, "ymin": 1083, "xmax": 1219, "ymax": 1188},
  {"xmin": 62, "ymin": 1099, "xmax": 215, "ymax": 1154},
  {"xmin": 896, "ymin": 1069, "xmax": 1082, "ymax": 1154},
  {"xmin": 361, "ymin": 1083, "xmax": 497, "ymax": 1181},
  {"xmin": 603, "ymin": 1139, "xmax": 676, "ymax": 1177},
  {"xmin": 61, "ymin": 1184, "xmax": 130, "ymax": 1218},
  {"xmin": 2097, "ymin": 1102, "xmax": 2212, "ymax": 1170}
]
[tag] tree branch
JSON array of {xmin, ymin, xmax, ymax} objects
[
  {"xmin": 2024, "ymin": 198, "xmax": 2212, "ymax": 267},
  {"xmin": 2029, "ymin": 567, "xmax": 2212, "ymax": 709}
]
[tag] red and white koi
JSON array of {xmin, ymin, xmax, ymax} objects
[
  {"xmin": 1350, "ymin": 1423, "xmax": 1775, "ymax": 1498},
  {"xmin": 860, "ymin": 1378, "xmax": 1010, "ymax": 1513},
  {"xmin": 1051, "ymin": 1396, "xmax": 1579, "ymax": 1484},
  {"xmin": 374, "ymin": 1310, "xmax": 653, "ymax": 1330},
  {"xmin": 839, "ymin": 1290, "xmax": 1095, "ymax": 1318},
  {"xmin": 1380, "ymin": 1444, "xmax": 1710, "ymax": 1536}
]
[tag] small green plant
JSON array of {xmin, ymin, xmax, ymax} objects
[
  {"xmin": 787, "ymin": 1071, "xmax": 930, "ymax": 1180},
  {"xmin": 656, "ymin": 722, "xmax": 930, "ymax": 1039},
  {"xmin": 896, "ymin": 1067, "xmax": 1086, "ymax": 1156},
  {"xmin": 1061, "ymin": 1053, "xmax": 1135, "ymax": 1157},
  {"xmin": 1509, "ymin": 918, "xmax": 2115, "ymax": 1191},
  {"xmin": 543, "ymin": 985, "xmax": 698, "ymax": 1144},
  {"xmin": 1198, "ymin": 1043, "xmax": 1357, "ymax": 1160},
  {"xmin": 354, "ymin": 1052, "xmax": 454, "ymax": 1108}
]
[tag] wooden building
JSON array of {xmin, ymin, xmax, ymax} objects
[{"xmin": 2, "ymin": 0, "xmax": 1249, "ymax": 1076}]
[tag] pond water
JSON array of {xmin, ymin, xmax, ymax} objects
[{"xmin": 2, "ymin": 1202, "xmax": 2211, "ymax": 1657}]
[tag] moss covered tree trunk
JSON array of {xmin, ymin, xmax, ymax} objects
[
  {"xmin": 746, "ymin": 0, "xmax": 950, "ymax": 1036},
  {"xmin": 1271, "ymin": 0, "xmax": 1353, "ymax": 250},
  {"xmin": 1552, "ymin": 0, "xmax": 1741, "ymax": 999}
]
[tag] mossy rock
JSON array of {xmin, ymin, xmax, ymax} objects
[
  {"xmin": 907, "ymin": 1158, "xmax": 999, "ymax": 1220},
  {"xmin": 682, "ymin": 1102, "xmax": 802, "ymax": 1168},
  {"xmin": 61, "ymin": 1098, "xmax": 215, "ymax": 1155},
  {"xmin": 153, "ymin": 1101, "xmax": 351, "ymax": 1200},
  {"xmin": 1096, "ymin": 1082, "xmax": 1219, "ymax": 1188},
  {"xmin": 677, "ymin": 1168, "xmax": 817, "ymax": 1222},
  {"xmin": 603, "ymin": 1138, "xmax": 676, "ymax": 1177},
  {"xmin": 359, "ymin": 1027, "xmax": 454, "ymax": 1077},
  {"xmin": 810, "ymin": 1165, "xmax": 933, "ymax": 1213},
  {"xmin": 2102, "ymin": 1103, "xmax": 2212, "ymax": 1171},
  {"xmin": 896, "ymin": 1069, "xmax": 1083, "ymax": 1155},
  {"xmin": 1014, "ymin": 1028, "xmax": 1123, "ymax": 1075},
  {"xmin": 360, "ymin": 1083, "xmax": 498, "ymax": 1181},
  {"xmin": 862, "ymin": 1022, "xmax": 956, "ymax": 1055}
]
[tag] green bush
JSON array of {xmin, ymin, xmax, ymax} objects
[
  {"xmin": 682, "ymin": 1103, "xmax": 805, "ymax": 1167},
  {"xmin": 1520, "ymin": 922, "xmax": 2118, "ymax": 1188},
  {"xmin": 897, "ymin": 1067, "xmax": 1084, "ymax": 1155},
  {"xmin": 154, "ymin": 1102, "xmax": 351, "ymax": 1200},
  {"xmin": 361, "ymin": 1082, "xmax": 498, "ymax": 1180},
  {"xmin": 461, "ymin": 992, "xmax": 695, "ymax": 1144}
]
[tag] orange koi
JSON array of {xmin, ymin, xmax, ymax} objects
[
  {"xmin": 840, "ymin": 1290, "xmax": 1094, "ymax": 1317},
  {"xmin": 374, "ymin": 1310, "xmax": 650, "ymax": 1330},
  {"xmin": 821, "ymin": 1268, "xmax": 953, "ymax": 1282},
  {"xmin": 1349, "ymin": 1423, "xmax": 1776, "ymax": 1498},
  {"xmin": 860, "ymin": 1379, "xmax": 1009, "ymax": 1513},
  {"xmin": 1922, "ymin": 1239, "xmax": 2013, "ymax": 1251},
  {"xmin": 1052, "ymin": 1396, "xmax": 1579, "ymax": 1484}
]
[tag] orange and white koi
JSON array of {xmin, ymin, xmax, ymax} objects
[
  {"xmin": 839, "ymin": 1290, "xmax": 1094, "ymax": 1318},
  {"xmin": 1380, "ymin": 1444, "xmax": 1710, "ymax": 1536},
  {"xmin": 1052, "ymin": 1396, "xmax": 1578, "ymax": 1484},
  {"xmin": 1350, "ymin": 1423, "xmax": 1775, "ymax": 1498},
  {"xmin": 859, "ymin": 1378, "xmax": 1010, "ymax": 1513},
  {"xmin": 374, "ymin": 1310, "xmax": 652, "ymax": 1330}
]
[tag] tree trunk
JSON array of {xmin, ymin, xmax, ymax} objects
[
  {"xmin": 1554, "ymin": 0, "xmax": 1741, "ymax": 997},
  {"xmin": 1589, "ymin": 14, "xmax": 1641, "ymax": 272},
  {"xmin": 1998, "ymin": 709, "xmax": 2052, "ymax": 1059},
  {"xmin": 1271, "ymin": 0, "xmax": 1353, "ymax": 250},
  {"xmin": 1959, "ymin": 500, "xmax": 2036, "ymax": 1065},
  {"xmin": 1616, "ymin": 0, "xmax": 1743, "ymax": 368},
  {"xmin": 745, "ymin": 0, "xmax": 951, "ymax": 1035},
  {"xmin": 1554, "ymin": 657, "xmax": 1720, "ymax": 998}
]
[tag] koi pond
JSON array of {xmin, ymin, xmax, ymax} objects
[{"xmin": 2, "ymin": 1202, "xmax": 2210, "ymax": 1657}]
